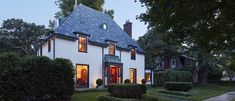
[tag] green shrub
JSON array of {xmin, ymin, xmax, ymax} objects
[
  {"xmin": 108, "ymin": 84, "xmax": 146, "ymax": 99},
  {"xmin": 164, "ymin": 69, "xmax": 192, "ymax": 82},
  {"xmin": 141, "ymin": 79, "xmax": 147, "ymax": 84},
  {"xmin": 96, "ymin": 79, "xmax": 103, "ymax": 86},
  {"xmin": 0, "ymin": 54, "xmax": 75, "ymax": 101},
  {"xmin": 0, "ymin": 53, "xmax": 25, "ymax": 101},
  {"xmin": 124, "ymin": 79, "xmax": 131, "ymax": 83},
  {"xmin": 164, "ymin": 82, "xmax": 193, "ymax": 92},
  {"xmin": 50, "ymin": 58, "xmax": 74, "ymax": 99},
  {"xmin": 97, "ymin": 94, "xmax": 158, "ymax": 101},
  {"xmin": 154, "ymin": 72, "xmax": 164, "ymax": 86}
]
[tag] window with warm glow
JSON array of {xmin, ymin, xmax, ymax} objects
[
  {"xmin": 131, "ymin": 48, "xmax": 136, "ymax": 60},
  {"xmin": 145, "ymin": 73, "xmax": 151, "ymax": 81},
  {"xmin": 79, "ymin": 36, "xmax": 87, "ymax": 52},
  {"xmin": 76, "ymin": 64, "xmax": 89, "ymax": 88},
  {"xmin": 129, "ymin": 68, "xmax": 137, "ymax": 83},
  {"xmin": 109, "ymin": 43, "xmax": 115, "ymax": 55}
]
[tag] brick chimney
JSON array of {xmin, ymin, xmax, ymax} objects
[{"xmin": 123, "ymin": 20, "xmax": 132, "ymax": 38}]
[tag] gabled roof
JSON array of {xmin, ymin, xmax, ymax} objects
[{"xmin": 54, "ymin": 4, "xmax": 144, "ymax": 53}]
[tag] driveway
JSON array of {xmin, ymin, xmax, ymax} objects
[{"xmin": 203, "ymin": 91, "xmax": 235, "ymax": 101}]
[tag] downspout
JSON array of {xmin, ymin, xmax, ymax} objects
[
  {"xmin": 102, "ymin": 47, "xmax": 104, "ymax": 86},
  {"xmin": 52, "ymin": 36, "xmax": 56, "ymax": 59}
]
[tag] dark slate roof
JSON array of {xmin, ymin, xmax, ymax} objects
[
  {"xmin": 104, "ymin": 55, "xmax": 122, "ymax": 64},
  {"xmin": 54, "ymin": 4, "xmax": 144, "ymax": 53}
]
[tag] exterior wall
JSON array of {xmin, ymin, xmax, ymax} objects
[
  {"xmin": 39, "ymin": 36, "xmax": 145, "ymax": 88},
  {"xmin": 54, "ymin": 37, "xmax": 103, "ymax": 88}
]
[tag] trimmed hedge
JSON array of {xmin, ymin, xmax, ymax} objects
[
  {"xmin": 164, "ymin": 82, "xmax": 193, "ymax": 92},
  {"xmin": 0, "ymin": 53, "xmax": 74, "ymax": 101},
  {"xmin": 97, "ymin": 94, "xmax": 158, "ymax": 101},
  {"xmin": 154, "ymin": 72, "xmax": 164, "ymax": 86},
  {"xmin": 108, "ymin": 84, "xmax": 146, "ymax": 99},
  {"xmin": 164, "ymin": 69, "xmax": 192, "ymax": 82}
]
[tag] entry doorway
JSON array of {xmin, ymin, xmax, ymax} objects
[
  {"xmin": 76, "ymin": 64, "xmax": 89, "ymax": 88},
  {"xmin": 110, "ymin": 66, "xmax": 118, "ymax": 83},
  {"xmin": 130, "ymin": 68, "xmax": 137, "ymax": 83}
]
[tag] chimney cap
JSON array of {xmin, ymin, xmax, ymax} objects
[{"xmin": 125, "ymin": 20, "xmax": 132, "ymax": 24}]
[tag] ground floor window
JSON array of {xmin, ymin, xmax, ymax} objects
[
  {"xmin": 129, "ymin": 68, "xmax": 137, "ymax": 83},
  {"xmin": 145, "ymin": 73, "xmax": 151, "ymax": 82},
  {"xmin": 76, "ymin": 64, "xmax": 89, "ymax": 88}
]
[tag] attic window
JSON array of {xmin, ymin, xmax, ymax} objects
[{"xmin": 101, "ymin": 23, "xmax": 107, "ymax": 30}]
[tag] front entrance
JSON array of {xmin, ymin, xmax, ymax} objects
[
  {"xmin": 110, "ymin": 66, "xmax": 118, "ymax": 83},
  {"xmin": 76, "ymin": 64, "xmax": 89, "ymax": 88}
]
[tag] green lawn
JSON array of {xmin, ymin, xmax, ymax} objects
[
  {"xmin": 71, "ymin": 85, "xmax": 235, "ymax": 101},
  {"xmin": 148, "ymin": 84, "xmax": 235, "ymax": 101}
]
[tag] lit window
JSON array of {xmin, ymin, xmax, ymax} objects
[
  {"xmin": 145, "ymin": 73, "xmax": 151, "ymax": 81},
  {"xmin": 79, "ymin": 36, "xmax": 87, "ymax": 52},
  {"xmin": 131, "ymin": 48, "xmax": 136, "ymax": 60},
  {"xmin": 129, "ymin": 68, "xmax": 137, "ymax": 83},
  {"xmin": 76, "ymin": 64, "xmax": 89, "ymax": 88},
  {"xmin": 101, "ymin": 24, "xmax": 107, "ymax": 30},
  {"xmin": 48, "ymin": 39, "xmax": 51, "ymax": 52},
  {"xmin": 109, "ymin": 43, "xmax": 115, "ymax": 55}
]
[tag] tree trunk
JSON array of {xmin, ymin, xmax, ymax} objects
[{"xmin": 198, "ymin": 53, "xmax": 210, "ymax": 84}]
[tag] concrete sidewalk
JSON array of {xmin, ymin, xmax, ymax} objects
[{"xmin": 203, "ymin": 91, "xmax": 235, "ymax": 101}]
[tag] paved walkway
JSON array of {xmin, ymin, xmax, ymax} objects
[{"xmin": 203, "ymin": 91, "xmax": 235, "ymax": 101}]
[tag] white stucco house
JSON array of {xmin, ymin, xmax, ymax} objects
[{"xmin": 37, "ymin": 4, "xmax": 145, "ymax": 88}]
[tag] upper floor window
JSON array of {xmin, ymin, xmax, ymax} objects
[
  {"xmin": 131, "ymin": 48, "xmax": 136, "ymax": 60},
  {"xmin": 78, "ymin": 36, "xmax": 87, "ymax": 52},
  {"xmin": 109, "ymin": 43, "xmax": 115, "ymax": 55},
  {"xmin": 48, "ymin": 39, "xmax": 51, "ymax": 52}
]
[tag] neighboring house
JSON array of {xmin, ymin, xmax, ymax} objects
[
  {"xmin": 156, "ymin": 55, "xmax": 198, "ymax": 83},
  {"xmin": 37, "ymin": 4, "xmax": 145, "ymax": 88}
]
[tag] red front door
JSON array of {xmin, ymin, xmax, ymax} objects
[{"xmin": 110, "ymin": 66, "xmax": 118, "ymax": 83}]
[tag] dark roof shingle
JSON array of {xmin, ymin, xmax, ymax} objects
[{"xmin": 54, "ymin": 4, "xmax": 144, "ymax": 53}]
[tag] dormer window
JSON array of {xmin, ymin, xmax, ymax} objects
[
  {"xmin": 131, "ymin": 48, "xmax": 136, "ymax": 60},
  {"xmin": 109, "ymin": 43, "xmax": 115, "ymax": 55},
  {"xmin": 101, "ymin": 23, "xmax": 107, "ymax": 30},
  {"xmin": 78, "ymin": 36, "xmax": 87, "ymax": 52}
]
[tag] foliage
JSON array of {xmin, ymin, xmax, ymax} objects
[
  {"xmin": 96, "ymin": 79, "xmax": 103, "ymax": 86},
  {"xmin": 0, "ymin": 54, "xmax": 74, "ymax": 101},
  {"xmin": 164, "ymin": 69, "xmax": 192, "ymax": 82},
  {"xmin": 137, "ymin": 0, "xmax": 235, "ymax": 84},
  {"xmin": 124, "ymin": 79, "xmax": 131, "ymax": 84},
  {"xmin": 0, "ymin": 18, "xmax": 48, "ymax": 55},
  {"xmin": 154, "ymin": 72, "xmax": 164, "ymax": 86},
  {"xmin": 208, "ymin": 66, "xmax": 223, "ymax": 81},
  {"xmin": 164, "ymin": 82, "xmax": 193, "ymax": 92},
  {"xmin": 0, "ymin": 53, "xmax": 25, "ymax": 101},
  {"xmin": 97, "ymin": 94, "xmax": 158, "ymax": 101},
  {"xmin": 55, "ymin": 0, "xmax": 114, "ymax": 18},
  {"xmin": 108, "ymin": 84, "xmax": 147, "ymax": 99},
  {"xmin": 141, "ymin": 79, "xmax": 147, "ymax": 84}
]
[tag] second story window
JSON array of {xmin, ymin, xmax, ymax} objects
[
  {"xmin": 48, "ymin": 39, "xmax": 51, "ymax": 52},
  {"xmin": 78, "ymin": 36, "xmax": 87, "ymax": 52},
  {"xmin": 109, "ymin": 43, "xmax": 115, "ymax": 55},
  {"xmin": 131, "ymin": 48, "xmax": 136, "ymax": 60}
]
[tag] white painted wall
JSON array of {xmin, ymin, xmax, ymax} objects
[{"xmin": 39, "ymin": 36, "xmax": 145, "ymax": 88}]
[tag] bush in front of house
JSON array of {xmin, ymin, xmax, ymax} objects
[
  {"xmin": 141, "ymin": 79, "xmax": 147, "ymax": 84},
  {"xmin": 164, "ymin": 69, "xmax": 192, "ymax": 82},
  {"xmin": 50, "ymin": 58, "xmax": 74, "ymax": 100},
  {"xmin": 124, "ymin": 79, "xmax": 131, "ymax": 83},
  {"xmin": 0, "ymin": 53, "xmax": 75, "ymax": 101},
  {"xmin": 96, "ymin": 79, "xmax": 103, "ymax": 87},
  {"xmin": 0, "ymin": 53, "xmax": 25, "ymax": 101},
  {"xmin": 164, "ymin": 82, "xmax": 193, "ymax": 92},
  {"xmin": 97, "ymin": 94, "xmax": 158, "ymax": 101},
  {"xmin": 154, "ymin": 72, "xmax": 164, "ymax": 86},
  {"xmin": 108, "ymin": 84, "xmax": 146, "ymax": 99}
]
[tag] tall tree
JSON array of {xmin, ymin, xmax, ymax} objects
[
  {"xmin": 0, "ymin": 18, "xmax": 48, "ymax": 55},
  {"xmin": 138, "ymin": 0, "xmax": 235, "ymax": 83},
  {"xmin": 55, "ymin": 0, "xmax": 114, "ymax": 18}
]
